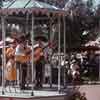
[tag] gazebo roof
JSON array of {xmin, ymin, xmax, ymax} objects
[
  {"xmin": 1, "ymin": 0, "xmax": 65, "ymax": 15},
  {"xmin": 2, "ymin": 0, "xmax": 58, "ymax": 9}
]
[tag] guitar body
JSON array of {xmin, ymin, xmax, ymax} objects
[
  {"xmin": 6, "ymin": 47, "xmax": 15, "ymax": 59},
  {"xmin": 15, "ymin": 41, "xmax": 56, "ymax": 64},
  {"xmin": 15, "ymin": 55, "xmax": 30, "ymax": 63},
  {"xmin": 15, "ymin": 46, "xmax": 31, "ymax": 63},
  {"xmin": 34, "ymin": 47, "xmax": 44, "ymax": 63},
  {"xmin": 15, "ymin": 47, "xmax": 44, "ymax": 63}
]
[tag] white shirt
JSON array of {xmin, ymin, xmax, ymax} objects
[{"xmin": 15, "ymin": 44, "xmax": 25, "ymax": 56}]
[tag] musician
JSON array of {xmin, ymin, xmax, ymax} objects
[
  {"xmin": 5, "ymin": 40, "xmax": 17, "ymax": 86},
  {"xmin": 15, "ymin": 35, "xmax": 29, "ymax": 90},
  {"xmin": 6, "ymin": 40, "xmax": 16, "ymax": 61},
  {"xmin": 5, "ymin": 56, "xmax": 16, "ymax": 85},
  {"xmin": 34, "ymin": 38, "xmax": 45, "ymax": 88}
]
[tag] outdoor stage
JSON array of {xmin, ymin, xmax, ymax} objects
[{"xmin": 0, "ymin": 85, "xmax": 67, "ymax": 100}]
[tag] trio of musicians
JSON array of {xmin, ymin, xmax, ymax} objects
[{"xmin": 3, "ymin": 32, "xmax": 46, "ymax": 90}]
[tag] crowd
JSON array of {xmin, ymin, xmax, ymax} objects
[
  {"xmin": 48, "ymin": 48, "xmax": 99, "ymax": 85},
  {"xmin": 65, "ymin": 50, "xmax": 99, "ymax": 84}
]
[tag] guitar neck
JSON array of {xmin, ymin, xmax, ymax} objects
[{"xmin": 42, "ymin": 41, "xmax": 57, "ymax": 50}]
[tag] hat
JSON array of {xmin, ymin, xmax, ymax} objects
[
  {"xmin": 6, "ymin": 37, "xmax": 14, "ymax": 43},
  {"xmin": 33, "ymin": 44, "xmax": 39, "ymax": 49},
  {"xmin": 34, "ymin": 35, "xmax": 48, "ymax": 42},
  {"xmin": 71, "ymin": 59, "xmax": 76, "ymax": 63},
  {"xmin": 30, "ymin": 44, "xmax": 39, "ymax": 50}
]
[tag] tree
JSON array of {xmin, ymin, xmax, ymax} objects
[
  {"xmin": 87, "ymin": 0, "xmax": 93, "ymax": 8},
  {"xmin": 64, "ymin": 0, "xmax": 99, "ymax": 49},
  {"xmin": 0, "ymin": 0, "xmax": 3, "ymax": 8}
]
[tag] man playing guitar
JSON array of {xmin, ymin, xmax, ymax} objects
[
  {"xmin": 15, "ymin": 34, "xmax": 56, "ymax": 89},
  {"xmin": 34, "ymin": 39, "xmax": 45, "ymax": 88},
  {"xmin": 15, "ymin": 35, "xmax": 30, "ymax": 90}
]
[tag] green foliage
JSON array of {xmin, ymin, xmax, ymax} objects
[
  {"xmin": 64, "ymin": 0, "xmax": 99, "ymax": 48},
  {"xmin": 87, "ymin": 0, "xmax": 93, "ymax": 8},
  {"xmin": 0, "ymin": 0, "xmax": 3, "ymax": 8}
]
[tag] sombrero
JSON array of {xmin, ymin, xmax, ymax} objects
[{"xmin": 34, "ymin": 35, "xmax": 48, "ymax": 42}]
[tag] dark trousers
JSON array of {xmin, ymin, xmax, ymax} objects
[
  {"xmin": 16, "ymin": 62, "xmax": 27, "ymax": 89},
  {"xmin": 20, "ymin": 63, "xmax": 27, "ymax": 88},
  {"xmin": 35, "ymin": 62, "xmax": 43, "ymax": 87}
]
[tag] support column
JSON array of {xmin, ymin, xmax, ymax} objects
[
  {"xmin": 49, "ymin": 17, "xmax": 53, "ymax": 88},
  {"xmin": 63, "ymin": 15, "xmax": 66, "ymax": 88},
  {"xmin": 31, "ymin": 13, "xmax": 34, "ymax": 96},
  {"xmin": 1, "ymin": 16, "xmax": 6, "ymax": 95},
  {"xmin": 58, "ymin": 16, "xmax": 61, "ymax": 92}
]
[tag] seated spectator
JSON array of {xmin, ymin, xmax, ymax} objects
[{"xmin": 70, "ymin": 60, "xmax": 80, "ymax": 84}]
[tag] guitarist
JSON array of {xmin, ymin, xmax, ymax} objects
[
  {"xmin": 15, "ymin": 35, "xmax": 30, "ymax": 90},
  {"xmin": 34, "ymin": 39, "xmax": 45, "ymax": 88},
  {"xmin": 34, "ymin": 38, "xmax": 57, "ymax": 88}
]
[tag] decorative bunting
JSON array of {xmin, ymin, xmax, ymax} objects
[{"xmin": 0, "ymin": 8, "xmax": 66, "ymax": 16}]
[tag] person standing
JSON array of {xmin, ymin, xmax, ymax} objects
[
  {"xmin": 15, "ymin": 35, "xmax": 29, "ymax": 90},
  {"xmin": 5, "ymin": 41, "xmax": 17, "ymax": 86},
  {"xmin": 34, "ymin": 39, "xmax": 45, "ymax": 88}
]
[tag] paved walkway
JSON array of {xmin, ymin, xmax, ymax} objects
[{"xmin": 79, "ymin": 85, "xmax": 100, "ymax": 100}]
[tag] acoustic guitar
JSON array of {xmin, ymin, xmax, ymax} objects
[
  {"xmin": 15, "ymin": 41, "xmax": 56, "ymax": 63},
  {"xmin": 33, "ymin": 41, "xmax": 57, "ymax": 63}
]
